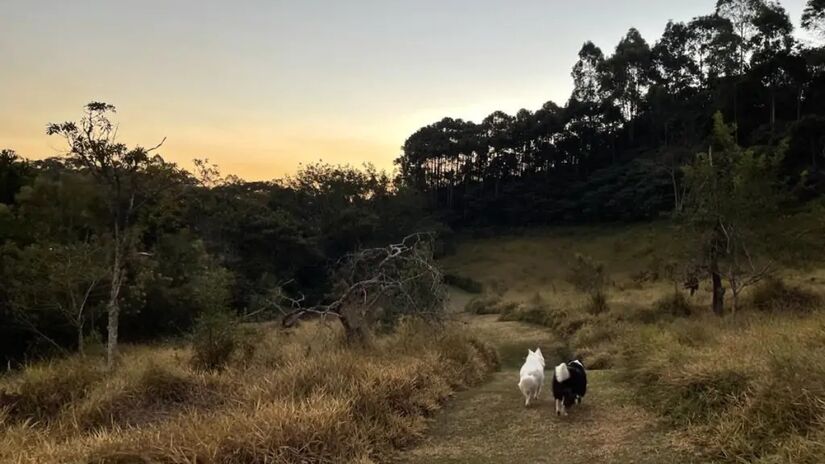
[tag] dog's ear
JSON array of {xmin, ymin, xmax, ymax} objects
[{"xmin": 527, "ymin": 349, "xmax": 534, "ymax": 356}]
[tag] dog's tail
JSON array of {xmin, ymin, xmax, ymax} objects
[
  {"xmin": 518, "ymin": 375, "xmax": 538, "ymax": 395},
  {"xmin": 555, "ymin": 363, "xmax": 570, "ymax": 382}
]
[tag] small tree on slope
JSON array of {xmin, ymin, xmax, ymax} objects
[{"xmin": 681, "ymin": 112, "xmax": 785, "ymax": 315}]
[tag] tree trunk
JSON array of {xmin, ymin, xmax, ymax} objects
[
  {"xmin": 770, "ymin": 91, "xmax": 776, "ymax": 134},
  {"xmin": 106, "ymin": 243, "xmax": 123, "ymax": 370},
  {"xmin": 77, "ymin": 323, "xmax": 85, "ymax": 356},
  {"xmin": 710, "ymin": 258, "xmax": 725, "ymax": 316},
  {"xmin": 339, "ymin": 303, "xmax": 369, "ymax": 345},
  {"xmin": 734, "ymin": 80, "xmax": 740, "ymax": 144}
]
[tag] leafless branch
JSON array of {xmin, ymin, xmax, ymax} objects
[{"xmin": 275, "ymin": 233, "xmax": 446, "ymax": 336}]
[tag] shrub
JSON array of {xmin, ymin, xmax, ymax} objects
[
  {"xmin": 567, "ymin": 253, "xmax": 609, "ymax": 314},
  {"xmin": 190, "ymin": 309, "xmax": 238, "ymax": 371},
  {"xmin": 749, "ymin": 278, "xmax": 821, "ymax": 313},
  {"xmin": 444, "ymin": 273, "xmax": 484, "ymax": 294}
]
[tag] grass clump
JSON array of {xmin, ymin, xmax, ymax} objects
[
  {"xmin": 748, "ymin": 277, "xmax": 821, "ymax": 313},
  {"xmin": 0, "ymin": 357, "xmax": 104, "ymax": 423},
  {"xmin": 464, "ymin": 294, "xmax": 518, "ymax": 315},
  {"xmin": 618, "ymin": 313, "xmax": 825, "ymax": 463}
]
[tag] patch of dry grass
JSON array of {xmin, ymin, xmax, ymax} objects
[
  {"xmin": 0, "ymin": 319, "xmax": 498, "ymax": 464},
  {"xmin": 618, "ymin": 312, "xmax": 825, "ymax": 463}
]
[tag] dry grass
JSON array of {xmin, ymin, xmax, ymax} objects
[
  {"xmin": 618, "ymin": 312, "xmax": 825, "ymax": 463},
  {"xmin": 0, "ymin": 319, "xmax": 498, "ymax": 464},
  {"xmin": 442, "ymin": 223, "xmax": 825, "ymax": 463}
]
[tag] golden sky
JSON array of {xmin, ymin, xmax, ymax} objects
[{"xmin": 1, "ymin": 0, "xmax": 809, "ymax": 181}]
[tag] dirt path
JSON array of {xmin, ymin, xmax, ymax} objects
[{"xmin": 400, "ymin": 315, "xmax": 697, "ymax": 464}]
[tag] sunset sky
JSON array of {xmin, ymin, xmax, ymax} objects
[{"xmin": 1, "ymin": 0, "xmax": 810, "ymax": 180}]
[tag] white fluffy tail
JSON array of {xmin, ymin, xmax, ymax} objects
[
  {"xmin": 518, "ymin": 375, "xmax": 539, "ymax": 406},
  {"xmin": 555, "ymin": 363, "xmax": 570, "ymax": 382}
]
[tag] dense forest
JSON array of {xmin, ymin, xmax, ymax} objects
[
  {"xmin": 2, "ymin": 0, "xmax": 825, "ymax": 365},
  {"xmin": 396, "ymin": 0, "xmax": 825, "ymax": 225}
]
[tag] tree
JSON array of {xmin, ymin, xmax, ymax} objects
[
  {"xmin": 279, "ymin": 233, "xmax": 446, "ymax": 343},
  {"xmin": 602, "ymin": 28, "xmax": 652, "ymax": 144},
  {"xmin": 4, "ymin": 242, "xmax": 108, "ymax": 355},
  {"xmin": 47, "ymin": 102, "xmax": 178, "ymax": 369},
  {"xmin": 716, "ymin": 0, "xmax": 764, "ymax": 74},
  {"xmin": 802, "ymin": 0, "xmax": 825, "ymax": 36},
  {"xmin": 688, "ymin": 14, "xmax": 739, "ymax": 81},
  {"xmin": 750, "ymin": 1, "xmax": 796, "ymax": 131},
  {"xmin": 0, "ymin": 150, "xmax": 33, "ymax": 206},
  {"xmin": 682, "ymin": 112, "xmax": 784, "ymax": 314}
]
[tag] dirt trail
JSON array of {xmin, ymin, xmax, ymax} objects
[{"xmin": 399, "ymin": 315, "xmax": 697, "ymax": 464}]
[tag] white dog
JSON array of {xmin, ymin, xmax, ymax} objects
[{"xmin": 517, "ymin": 348, "xmax": 545, "ymax": 406}]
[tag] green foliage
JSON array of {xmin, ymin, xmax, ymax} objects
[{"xmin": 190, "ymin": 308, "xmax": 238, "ymax": 372}]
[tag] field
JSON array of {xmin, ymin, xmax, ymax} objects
[
  {"xmin": 422, "ymin": 222, "xmax": 825, "ymax": 463},
  {"xmin": 3, "ymin": 222, "xmax": 825, "ymax": 463}
]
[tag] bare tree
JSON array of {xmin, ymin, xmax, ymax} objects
[
  {"xmin": 718, "ymin": 223, "xmax": 774, "ymax": 313},
  {"xmin": 278, "ymin": 233, "xmax": 446, "ymax": 342}
]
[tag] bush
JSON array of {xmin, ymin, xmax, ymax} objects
[
  {"xmin": 190, "ymin": 309, "xmax": 238, "ymax": 371},
  {"xmin": 749, "ymin": 278, "xmax": 821, "ymax": 313},
  {"xmin": 568, "ymin": 253, "xmax": 609, "ymax": 314},
  {"xmin": 444, "ymin": 273, "xmax": 484, "ymax": 293}
]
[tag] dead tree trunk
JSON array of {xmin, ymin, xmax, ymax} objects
[{"xmin": 339, "ymin": 303, "xmax": 370, "ymax": 345}]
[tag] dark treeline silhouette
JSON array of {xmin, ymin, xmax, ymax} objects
[{"xmin": 396, "ymin": 0, "xmax": 825, "ymax": 226}]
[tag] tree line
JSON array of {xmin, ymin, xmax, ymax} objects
[
  {"xmin": 395, "ymin": 0, "xmax": 825, "ymax": 226},
  {"xmin": 0, "ymin": 104, "xmax": 435, "ymax": 366}
]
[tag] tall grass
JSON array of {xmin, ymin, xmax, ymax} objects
[
  {"xmin": 0, "ymin": 319, "xmax": 498, "ymax": 464},
  {"xmin": 618, "ymin": 312, "xmax": 825, "ymax": 463}
]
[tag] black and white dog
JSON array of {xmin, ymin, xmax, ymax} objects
[{"xmin": 551, "ymin": 359, "xmax": 587, "ymax": 416}]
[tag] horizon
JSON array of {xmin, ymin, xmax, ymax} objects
[{"xmin": 2, "ymin": 0, "xmax": 811, "ymax": 181}]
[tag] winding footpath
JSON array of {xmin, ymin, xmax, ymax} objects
[{"xmin": 399, "ymin": 315, "xmax": 698, "ymax": 464}]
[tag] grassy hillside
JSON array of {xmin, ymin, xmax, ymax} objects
[
  {"xmin": 442, "ymin": 222, "xmax": 825, "ymax": 463},
  {"xmin": 0, "ymin": 320, "xmax": 498, "ymax": 464}
]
